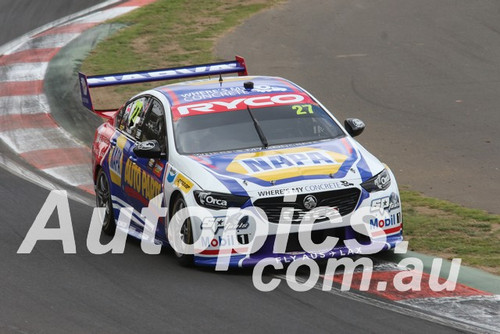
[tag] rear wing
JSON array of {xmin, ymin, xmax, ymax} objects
[{"xmin": 78, "ymin": 56, "xmax": 247, "ymax": 112}]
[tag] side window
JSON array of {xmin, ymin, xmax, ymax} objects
[
  {"xmin": 116, "ymin": 96, "xmax": 151, "ymax": 138},
  {"xmin": 128, "ymin": 97, "xmax": 151, "ymax": 139},
  {"xmin": 139, "ymin": 99, "xmax": 167, "ymax": 153},
  {"xmin": 116, "ymin": 104, "xmax": 128, "ymax": 131}
]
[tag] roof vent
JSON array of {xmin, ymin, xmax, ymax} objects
[{"xmin": 244, "ymin": 81, "xmax": 254, "ymax": 90}]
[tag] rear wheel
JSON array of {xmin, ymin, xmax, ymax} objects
[
  {"xmin": 171, "ymin": 196, "xmax": 194, "ymax": 266},
  {"xmin": 95, "ymin": 169, "xmax": 116, "ymax": 235}
]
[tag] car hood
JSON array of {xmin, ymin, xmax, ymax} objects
[{"xmin": 179, "ymin": 137, "xmax": 384, "ymax": 196}]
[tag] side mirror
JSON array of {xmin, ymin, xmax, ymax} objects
[
  {"xmin": 133, "ymin": 140, "xmax": 162, "ymax": 159},
  {"xmin": 344, "ymin": 118, "xmax": 365, "ymax": 137}
]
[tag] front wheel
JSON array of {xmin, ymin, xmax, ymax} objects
[
  {"xmin": 171, "ymin": 196, "xmax": 194, "ymax": 266},
  {"xmin": 95, "ymin": 169, "xmax": 116, "ymax": 235}
]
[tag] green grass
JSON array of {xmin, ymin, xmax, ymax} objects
[
  {"xmin": 81, "ymin": 0, "xmax": 280, "ymax": 108},
  {"xmin": 401, "ymin": 188, "xmax": 500, "ymax": 275},
  {"xmin": 83, "ymin": 0, "xmax": 274, "ymax": 70},
  {"xmin": 81, "ymin": 0, "xmax": 500, "ymax": 275}
]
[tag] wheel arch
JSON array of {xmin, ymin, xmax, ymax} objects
[
  {"xmin": 93, "ymin": 164, "xmax": 102, "ymax": 184},
  {"xmin": 168, "ymin": 190, "xmax": 184, "ymax": 219}
]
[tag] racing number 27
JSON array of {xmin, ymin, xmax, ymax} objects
[{"xmin": 293, "ymin": 104, "xmax": 314, "ymax": 115}]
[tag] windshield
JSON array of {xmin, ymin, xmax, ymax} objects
[{"xmin": 173, "ymin": 103, "xmax": 345, "ymax": 154}]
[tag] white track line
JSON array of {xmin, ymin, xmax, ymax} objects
[
  {"xmin": 0, "ymin": 0, "xmax": 121, "ymax": 56},
  {"xmin": 0, "ymin": 128, "xmax": 81, "ymax": 154},
  {"xmin": 277, "ymin": 273, "xmax": 494, "ymax": 334},
  {"xmin": 0, "ymin": 62, "xmax": 48, "ymax": 81},
  {"xmin": 43, "ymin": 164, "xmax": 93, "ymax": 187},
  {"xmin": 0, "ymin": 154, "xmax": 93, "ymax": 206},
  {"xmin": 399, "ymin": 295, "xmax": 500, "ymax": 333},
  {"xmin": 0, "ymin": 0, "xmax": 150, "ymax": 195},
  {"xmin": 0, "ymin": 95, "xmax": 50, "ymax": 115},
  {"xmin": 72, "ymin": 7, "xmax": 140, "ymax": 24},
  {"xmin": 11, "ymin": 34, "xmax": 81, "ymax": 53}
]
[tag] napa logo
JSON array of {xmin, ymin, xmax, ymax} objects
[
  {"xmin": 226, "ymin": 147, "xmax": 348, "ymax": 181},
  {"xmin": 108, "ymin": 135, "xmax": 127, "ymax": 186}
]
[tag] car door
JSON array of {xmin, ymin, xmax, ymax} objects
[
  {"xmin": 122, "ymin": 97, "xmax": 167, "ymax": 232},
  {"xmin": 106, "ymin": 97, "xmax": 147, "ymax": 214}
]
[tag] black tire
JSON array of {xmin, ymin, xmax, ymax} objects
[
  {"xmin": 171, "ymin": 196, "xmax": 194, "ymax": 266},
  {"xmin": 95, "ymin": 169, "xmax": 116, "ymax": 235}
]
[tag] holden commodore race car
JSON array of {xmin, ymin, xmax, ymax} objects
[{"xmin": 80, "ymin": 56, "xmax": 403, "ymax": 268}]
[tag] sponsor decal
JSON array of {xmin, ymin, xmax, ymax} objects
[
  {"xmin": 256, "ymin": 182, "xmax": 345, "ymax": 197},
  {"xmin": 198, "ymin": 193, "xmax": 227, "ymax": 208},
  {"xmin": 176, "ymin": 85, "xmax": 289, "ymax": 103},
  {"xmin": 180, "ymin": 87, "xmax": 251, "ymax": 102},
  {"xmin": 276, "ymin": 248, "xmax": 363, "ymax": 264},
  {"xmin": 108, "ymin": 135, "xmax": 127, "ymax": 186},
  {"xmin": 226, "ymin": 147, "xmax": 348, "ymax": 182},
  {"xmin": 252, "ymin": 85, "xmax": 288, "ymax": 93},
  {"xmin": 93, "ymin": 131, "xmax": 111, "ymax": 166},
  {"xmin": 201, "ymin": 235, "xmax": 250, "ymax": 248},
  {"xmin": 153, "ymin": 161, "xmax": 164, "ymax": 178},
  {"xmin": 371, "ymin": 193, "xmax": 400, "ymax": 213},
  {"xmin": 201, "ymin": 217, "xmax": 226, "ymax": 234},
  {"xmin": 148, "ymin": 159, "xmax": 155, "ymax": 169},
  {"xmin": 237, "ymin": 234, "xmax": 250, "ymax": 245},
  {"xmin": 257, "ymin": 187, "xmax": 305, "ymax": 197},
  {"xmin": 173, "ymin": 93, "xmax": 311, "ymax": 118},
  {"xmin": 174, "ymin": 173, "xmax": 194, "ymax": 193},
  {"xmin": 304, "ymin": 182, "xmax": 344, "ymax": 192},
  {"xmin": 124, "ymin": 159, "xmax": 162, "ymax": 201},
  {"xmin": 166, "ymin": 166, "xmax": 177, "ymax": 183},
  {"xmin": 369, "ymin": 213, "xmax": 402, "ymax": 230},
  {"xmin": 231, "ymin": 218, "xmax": 250, "ymax": 231},
  {"xmin": 201, "ymin": 216, "xmax": 250, "ymax": 235},
  {"xmin": 87, "ymin": 63, "xmax": 240, "ymax": 85}
]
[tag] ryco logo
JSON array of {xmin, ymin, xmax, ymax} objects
[{"xmin": 175, "ymin": 94, "xmax": 306, "ymax": 116}]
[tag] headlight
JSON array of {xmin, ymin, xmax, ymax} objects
[
  {"xmin": 361, "ymin": 168, "xmax": 391, "ymax": 192},
  {"xmin": 194, "ymin": 191, "xmax": 249, "ymax": 210}
]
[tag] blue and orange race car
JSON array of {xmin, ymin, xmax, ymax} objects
[{"xmin": 80, "ymin": 57, "xmax": 403, "ymax": 268}]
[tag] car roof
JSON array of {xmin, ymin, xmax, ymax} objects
[{"xmin": 154, "ymin": 76, "xmax": 305, "ymax": 107}]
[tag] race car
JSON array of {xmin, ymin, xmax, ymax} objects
[{"xmin": 80, "ymin": 56, "xmax": 403, "ymax": 268}]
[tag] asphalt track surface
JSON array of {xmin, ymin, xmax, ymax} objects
[
  {"xmin": 0, "ymin": 0, "xmax": 104, "ymax": 45},
  {"xmin": 0, "ymin": 1, "xmax": 493, "ymax": 333},
  {"xmin": 217, "ymin": 0, "xmax": 500, "ymax": 214},
  {"xmin": 0, "ymin": 176, "xmax": 465, "ymax": 334}
]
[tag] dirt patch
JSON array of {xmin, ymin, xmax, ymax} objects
[
  {"xmin": 413, "ymin": 206, "xmax": 456, "ymax": 219},
  {"xmin": 131, "ymin": 35, "xmax": 152, "ymax": 58}
]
